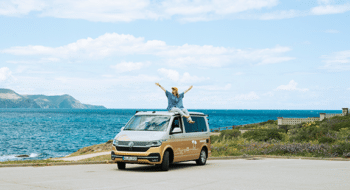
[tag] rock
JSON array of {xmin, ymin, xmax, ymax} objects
[{"xmin": 17, "ymin": 154, "xmax": 29, "ymax": 158}]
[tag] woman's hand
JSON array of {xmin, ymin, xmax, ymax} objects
[
  {"xmin": 184, "ymin": 85, "xmax": 193, "ymax": 94},
  {"xmin": 156, "ymin": 83, "xmax": 166, "ymax": 92}
]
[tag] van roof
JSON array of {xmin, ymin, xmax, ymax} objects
[{"xmin": 135, "ymin": 111, "xmax": 207, "ymax": 116}]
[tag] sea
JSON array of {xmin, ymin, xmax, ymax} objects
[{"xmin": 0, "ymin": 109, "xmax": 342, "ymax": 161}]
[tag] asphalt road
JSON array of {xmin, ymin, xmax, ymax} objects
[{"xmin": 1, "ymin": 159, "xmax": 349, "ymax": 190}]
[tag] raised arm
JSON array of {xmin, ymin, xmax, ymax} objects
[
  {"xmin": 155, "ymin": 83, "xmax": 166, "ymax": 92},
  {"xmin": 184, "ymin": 85, "xmax": 193, "ymax": 94}
]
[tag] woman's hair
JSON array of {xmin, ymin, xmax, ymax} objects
[{"xmin": 172, "ymin": 87, "xmax": 179, "ymax": 98}]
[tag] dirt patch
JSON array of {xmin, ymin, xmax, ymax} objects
[{"xmin": 68, "ymin": 140, "xmax": 113, "ymax": 157}]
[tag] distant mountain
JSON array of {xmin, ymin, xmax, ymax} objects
[{"xmin": 0, "ymin": 88, "xmax": 106, "ymax": 109}]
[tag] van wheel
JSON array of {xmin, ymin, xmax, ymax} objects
[
  {"xmin": 196, "ymin": 149, "xmax": 207, "ymax": 165},
  {"xmin": 117, "ymin": 162, "xmax": 126, "ymax": 170},
  {"xmin": 160, "ymin": 151, "xmax": 170, "ymax": 171}
]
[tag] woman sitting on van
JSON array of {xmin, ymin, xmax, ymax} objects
[{"xmin": 155, "ymin": 83, "xmax": 195, "ymax": 124}]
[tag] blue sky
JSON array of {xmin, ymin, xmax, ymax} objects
[{"xmin": 0, "ymin": 0, "xmax": 349, "ymax": 109}]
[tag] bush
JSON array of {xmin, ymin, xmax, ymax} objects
[
  {"xmin": 332, "ymin": 121, "xmax": 350, "ymax": 131},
  {"xmin": 288, "ymin": 122, "xmax": 333, "ymax": 143},
  {"xmin": 338, "ymin": 128, "xmax": 350, "ymax": 140},
  {"xmin": 321, "ymin": 115, "xmax": 350, "ymax": 131},
  {"xmin": 278, "ymin": 132, "xmax": 290, "ymax": 142},
  {"xmin": 220, "ymin": 129, "xmax": 241, "ymax": 139},
  {"xmin": 242, "ymin": 129, "xmax": 284, "ymax": 142},
  {"xmin": 210, "ymin": 135, "xmax": 221, "ymax": 143},
  {"xmin": 318, "ymin": 137, "xmax": 335, "ymax": 144},
  {"xmin": 259, "ymin": 120, "xmax": 277, "ymax": 125},
  {"xmin": 331, "ymin": 142, "xmax": 350, "ymax": 157}
]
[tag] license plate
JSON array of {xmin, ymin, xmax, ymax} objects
[{"xmin": 123, "ymin": 156, "xmax": 137, "ymax": 161}]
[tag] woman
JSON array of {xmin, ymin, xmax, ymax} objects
[{"xmin": 155, "ymin": 83, "xmax": 195, "ymax": 124}]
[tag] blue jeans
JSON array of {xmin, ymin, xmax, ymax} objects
[{"xmin": 169, "ymin": 107, "xmax": 192, "ymax": 121}]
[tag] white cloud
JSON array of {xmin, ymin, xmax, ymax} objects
[
  {"xmin": 276, "ymin": 80, "xmax": 309, "ymax": 92},
  {"xmin": 0, "ymin": 0, "xmax": 279, "ymax": 22},
  {"xmin": 0, "ymin": 0, "xmax": 46, "ymax": 16},
  {"xmin": 0, "ymin": 67, "xmax": 14, "ymax": 82},
  {"xmin": 1, "ymin": 33, "xmax": 294, "ymax": 67},
  {"xmin": 111, "ymin": 61, "xmax": 147, "ymax": 73},
  {"xmin": 180, "ymin": 72, "xmax": 209, "ymax": 83},
  {"xmin": 311, "ymin": 4, "xmax": 350, "ymax": 15},
  {"xmin": 263, "ymin": 91, "xmax": 274, "ymax": 97},
  {"xmin": 257, "ymin": 56, "xmax": 295, "ymax": 65},
  {"xmin": 157, "ymin": 68, "xmax": 208, "ymax": 84},
  {"xmin": 317, "ymin": 0, "xmax": 331, "ymax": 4},
  {"xmin": 1, "ymin": 0, "xmax": 350, "ymax": 22},
  {"xmin": 1, "ymin": 33, "xmax": 164, "ymax": 58},
  {"xmin": 157, "ymin": 68, "xmax": 180, "ymax": 82},
  {"xmin": 325, "ymin": 29, "xmax": 339, "ymax": 33},
  {"xmin": 197, "ymin": 84, "xmax": 231, "ymax": 91},
  {"xmin": 259, "ymin": 10, "xmax": 307, "ymax": 20},
  {"xmin": 6, "ymin": 57, "xmax": 60, "ymax": 64},
  {"xmin": 253, "ymin": 1, "xmax": 350, "ymax": 20},
  {"xmin": 49, "ymin": 74, "xmax": 161, "ymax": 91},
  {"xmin": 162, "ymin": 0, "xmax": 278, "ymax": 21},
  {"xmin": 320, "ymin": 50, "xmax": 350, "ymax": 71},
  {"xmin": 231, "ymin": 91, "xmax": 260, "ymax": 101}
]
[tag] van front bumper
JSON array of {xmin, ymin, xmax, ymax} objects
[{"xmin": 111, "ymin": 151, "xmax": 162, "ymax": 164}]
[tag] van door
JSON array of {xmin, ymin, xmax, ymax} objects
[
  {"xmin": 169, "ymin": 116, "xmax": 188, "ymax": 162},
  {"xmin": 183, "ymin": 116, "xmax": 209, "ymax": 160}
]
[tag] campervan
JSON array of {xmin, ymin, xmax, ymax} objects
[{"xmin": 111, "ymin": 111, "xmax": 211, "ymax": 171}]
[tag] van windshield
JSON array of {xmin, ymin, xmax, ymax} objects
[{"xmin": 123, "ymin": 115, "xmax": 170, "ymax": 131}]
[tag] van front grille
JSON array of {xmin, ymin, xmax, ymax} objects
[
  {"xmin": 115, "ymin": 146, "xmax": 150, "ymax": 152},
  {"xmin": 117, "ymin": 141, "xmax": 149, "ymax": 146}
]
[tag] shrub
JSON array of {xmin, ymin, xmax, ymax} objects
[
  {"xmin": 259, "ymin": 120, "xmax": 277, "ymax": 125},
  {"xmin": 242, "ymin": 129, "xmax": 284, "ymax": 142},
  {"xmin": 288, "ymin": 122, "xmax": 333, "ymax": 143},
  {"xmin": 210, "ymin": 135, "xmax": 221, "ymax": 143},
  {"xmin": 321, "ymin": 115, "xmax": 350, "ymax": 131},
  {"xmin": 318, "ymin": 137, "xmax": 335, "ymax": 144},
  {"xmin": 338, "ymin": 128, "xmax": 350, "ymax": 140},
  {"xmin": 331, "ymin": 142, "xmax": 350, "ymax": 157},
  {"xmin": 332, "ymin": 121, "xmax": 350, "ymax": 131},
  {"xmin": 279, "ymin": 132, "xmax": 290, "ymax": 142},
  {"xmin": 220, "ymin": 129, "xmax": 241, "ymax": 139}
]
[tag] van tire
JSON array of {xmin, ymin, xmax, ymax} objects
[
  {"xmin": 117, "ymin": 162, "xmax": 126, "ymax": 170},
  {"xmin": 160, "ymin": 151, "xmax": 170, "ymax": 171},
  {"xmin": 196, "ymin": 149, "xmax": 207, "ymax": 165}
]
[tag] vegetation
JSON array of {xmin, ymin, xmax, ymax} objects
[
  {"xmin": 211, "ymin": 115, "xmax": 350, "ymax": 158},
  {"xmin": 0, "ymin": 159, "xmax": 68, "ymax": 165},
  {"xmin": 67, "ymin": 140, "xmax": 112, "ymax": 157}
]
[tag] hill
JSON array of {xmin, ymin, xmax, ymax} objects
[{"xmin": 0, "ymin": 88, "xmax": 106, "ymax": 109}]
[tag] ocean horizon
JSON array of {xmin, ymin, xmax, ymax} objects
[{"xmin": 0, "ymin": 108, "xmax": 342, "ymax": 161}]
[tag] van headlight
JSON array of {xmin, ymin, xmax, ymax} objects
[
  {"xmin": 149, "ymin": 140, "xmax": 166, "ymax": 147},
  {"xmin": 113, "ymin": 139, "xmax": 118, "ymax": 146}
]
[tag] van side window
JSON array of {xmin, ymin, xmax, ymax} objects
[
  {"xmin": 170, "ymin": 117, "xmax": 183, "ymax": 133},
  {"xmin": 184, "ymin": 117, "xmax": 207, "ymax": 133}
]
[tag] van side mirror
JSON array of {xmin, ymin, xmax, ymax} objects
[{"xmin": 171, "ymin": 127, "xmax": 181, "ymax": 134}]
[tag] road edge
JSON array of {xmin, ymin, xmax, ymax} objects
[{"xmin": 1, "ymin": 155, "xmax": 349, "ymax": 168}]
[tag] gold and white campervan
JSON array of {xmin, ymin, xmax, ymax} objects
[{"xmin": 111, "ymin": 111, "xmax": 211, "ymax": 171}]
